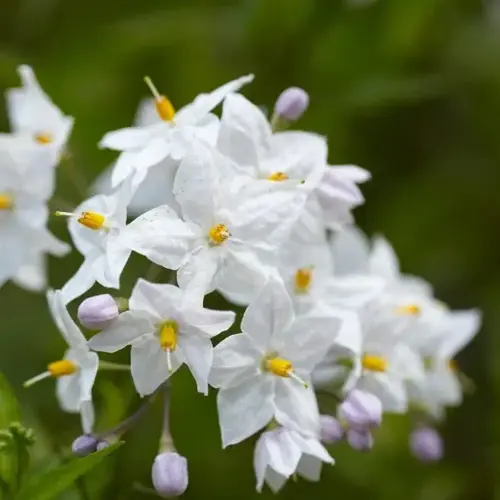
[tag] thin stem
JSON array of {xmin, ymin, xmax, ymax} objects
[
  {"xmin": 60, "ymin": 150, "xmax": 88, "ymax": 198},
  {"xmin": 98, "ymin": 361, "xmax": 131, "ymax": 372},
  {"xmin": 133, "ymin": 482, "xmax": 160, "ymax": 496},
  {"xmin": 158, "ymin": 382, "xmax": 173, "ymax": 453}
]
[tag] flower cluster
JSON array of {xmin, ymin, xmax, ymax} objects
[{"xmin": 2, "ymin": 66, "xmax": 481, "ymax": 496}]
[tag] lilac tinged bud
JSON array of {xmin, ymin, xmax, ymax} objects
[
  {"xmin": 410, "ymin": 427, "xmax": 443, "ymax": 462},
  {"xmin": 347, "ymin": 429, "xmax": 373, "ymax": 452},
  {"xmin": 78, "ymin": 294, "xmax": 119, "ymax": 330},
  {"xmin": 72, "ymin": 434, "xmax": 99, "ymax": 456},
  {"xmin": 274, "ymin": 87, "xmax": 309, "ymax": 121},
  {"xmin": 152, "ymin": 452, "xmax": 188, "ymax": 498},
  {"xmin": 339, "ymin": 389, "xmax": 382, "ymax": 431},
  {"xmin": 320, "ymin": 415, "xmax": 344, "ymax": 444}
]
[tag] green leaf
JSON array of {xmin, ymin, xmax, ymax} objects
[
  {"xmin": 0, "ymin": 372, "xmax": 21, "ymax": 491},
  {"xmin": 14, "ymin": 442, "xmax": 124, "ymax": 500}
]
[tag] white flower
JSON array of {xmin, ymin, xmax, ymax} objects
[
  {"xmin": 100, "ymin": 74, "xmax": 253, "ymax": 189},
  {"xmin": 5, "ymin": 65, "xmax": 74, "ymax": 166},
  {"xmin": 0, "ymin": 145, "xmax": 69, "ymax": 289},
  {"xmin": 209, "ymin": 275, "xmax": 340, "ymax": 447},
  {"xmin": 254, "ymin": 426, "xmax": 333, "ymax": 493},
  {"xmin": 24, "ymin": 290, "xmax": 98, "ymax": 433},
  {"xmin": 217, "ymin": 93, "xmax": 326, "ymax": 189},
  {"xmin": 93, "ymin": 98, "xmax": 182, "ymax": 217},
  {"xmin": 88, "ymin": 278, "xmax": 235, "ymax": 396},
  {"xmin": 408, "ymin": 309, "xmax": 481, "ymax": 419},
  {"xmin": 58, "ymin": 180, "xmax": 132, "ymax": 304},
  {"xmin": 122, "ymin": 141, "xmax": 303, "ymax": 304}
]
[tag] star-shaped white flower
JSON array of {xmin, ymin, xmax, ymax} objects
[
  {"xmin": 254, "ymin": 426, "xmax": 333, "ymax": 493},
  {"xmin": 408, "ymin": 309, "xmax": 481, "ymax": 419},
  {"xmin": 88, "ymin": 278, "xmax": 235, "ymax": 396},
  {"xmin": 0, "ymin": 146, "xmax": 69, "ymax": 289},
  {"xmin": 122, "ymin": 141, "xmax": 303, "ymax": 304},
  {"xmin": 58, "ymin": 180, "xmax": 132, "ymax": 304},
  {"xmin": 209, "ymin": 275, "xmax": 341, "ymax": 447},
  {"xmin": 24, "ymin": 290, "xmax": 98, "ymax": 433},
  {"xmin": 100, "ymin": 74, "xmax": 253, "ymax": 190},
  {"xmin": 5, "ymin": 65, "xmax": 74, "ymax": 166},
  {"xmin": 93, "ymin": 98, "xmax": 182, "ymax": 217}
]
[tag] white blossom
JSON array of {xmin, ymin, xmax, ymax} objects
[{"xmin": 88, "ymin": 278, "xmax": 235, "ymax": 396}]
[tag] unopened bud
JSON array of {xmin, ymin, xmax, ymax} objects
[
  {"xmin": 72, "ymin": 434, "xmax": 99, "ymax": 457},
  {"xmin": 274, "ymin": 87, "xmax": 309, "ymax": 122},
  {"xmin": 96, "ymin": 440, "xmax": 110, "ymax": 451},
  {"xmin": 410, "ymin": 427, "xmax": 443, "ymax": 462},
  {"xmin": 347, "ymin": 429, "xmax": 373, "ymax": 452},
  {"xmin": 320, "ymin": 415, "xmax": 344, "ymax": 444},
  {"xmin": 339, "ymin": 389, "xmax": 382, "ymax": 431},
  {"xmin": 152, "ymin": 452, "xmax": 188, "ymax": 498},
  {"xmin": 78, "ymin": 294, "xmax": 119, "ymax": 330}
]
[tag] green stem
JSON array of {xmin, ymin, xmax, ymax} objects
[
  {"xmin": 60, "ymin": 150, "xmax": 88, "ymax": 198},
  {"xmin": 98, "ymin": 361, "xmax": 131, "ymax": 372}
]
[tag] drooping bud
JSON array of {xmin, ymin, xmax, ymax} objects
[
  {"xmin": 320, "ymin": 415, "xmax": 344, "ymax": 444},
  {"xmin": 338, "ymin": 389, "xmax": 382, "ymax": 431},
  {"xmin": 347, "ymin": 429, "xmax": 373, "ymax": 452},
  {"xmin": 152, "ymin": 452, "xmax": 188, "ymax": 498},
  {"xmin": 78, "ymin": 294, "xmax": 119, "ymax": 330},
  {"xmin": 274, "ymin": 87, "xmax": 309, "ymax": 122},
  {"xmin": 72, "ymin": 434, "xmax": 100, "ymax": 457},
  {"xmin": 409, "ymin": 427, "xmax": 443, "ymax": 462}
]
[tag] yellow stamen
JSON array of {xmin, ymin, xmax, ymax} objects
[
  {"xmin": 264, "ymin": 356, "xmax": 308, "ymax": 388},
  {"xmin": 55, "ymin": 210, "xmax": 107, "ymax": 230},
  {"xmin": 267, "ymin": 171, "xmax": 289, "ymax": 181},
  {"xmin": 0, "ymin": 193, "xmax": 13, "ymax": 210},
  {"xmin": 34, "ymin": 132, "xmax": 54, "ymax": 145},
  {"xmin": 47, "ymin": 359, "xmax": 78, "ymax": 377},
  {"xmin": 144, "ymin": 76, "xmax": 175, "ymax": 122},
  {"xmin": 159, "ymin": 321, "xmax": 178, "ymax": 351},
  {"xmin": 395, "ymin": 304, "xmax": 421, "ymax": 315},
  {"xmin": 361, "ymin": 354, "xmax": 388, "ymax": 373},
  {"xmin": 208, "ymin": 223, "xmax": 230, "ymax": 245},
  {"xmin": 295, "ymin": 268, "xmax": 312, "ymax": 294}
]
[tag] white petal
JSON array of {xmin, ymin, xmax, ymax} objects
[
  {"xmin": 217, "ymin": 93, "xmax": 271, "ymax": 168},
  {"xmin": 175, "ymin": 74, "xmax": 254, "ymax": 125},
  {"xmin": 47, "ymin": 289, "xmax": 87, "ymax": 348},
  {"xmin": 80, "ymin": 400, "xmax": 95, "ymax": 434},
  {"xmin": 60, "ymin": 257, "xmax": 97, "ymax": 305},
  {"xmin": 357, "ymin": 373, "xmax": 407, "ymax": 413},
  {"xmin": 178, "ymin": 334, "xmax": 213, "ymax": 395},
  {"xmin": 263, "ymin": 469, "xmax": 288, "ymax": 493},
  {"xmin": 56, "ymin": 374, "xmax": 81, "ymax": 413},
  {"xmin": 290, "ymin": 433, "xmax": 333, "ymax": 465},
  {"xmin": 78, "ymin": 351, "xmax": 99, "ymax": 402},
  {"xmin": 296, "ymin": 455, "xmax": 324, "ymax": 482},
  {"xmin": 88, "ymin": 311, "xmax": 153, "ymax": 353},
  {"xmin": 99, "ymin": 127, "xmax": 152, "ymax": 151},
  {"xmin": 241, "ymin": 274, "xmax": 294, "ymax": 352},
  {"xmin": 210, "ymin": 333, "xmax": 261, "ymax": 389},
  {"xmin": 321, "ymin": 275, "xmax": 385, "ymax": 309},
  {"xmin": 330, "ymin": 226, "xmax": 370, "ymax": 276},
  {"xmin": 122, "ymin": 205, "xmax": 197, "ymax": 269},
  {"xmin": 274, "ymin": 378, "xmax": 320, "ymax": 437},
  {"xmin": 13, "ymin": 252, "xmax": 47, "ymax": 292},
  {"xmin": 129, "ymin": 278, "xmax": 183, "ymax": 319},
  {"xmin": 131, "ymin": 337, "xmax": 184, "ymax": 396},
  {"xmin": 369, "ymin": 236, "xmax": 400, "ymax": 280},
  {"xmin": 437, "ymin": 309, "xmax": 481, "ymax": 358},
  {"xmin": 217, "ymin": 374, "xmax": 274, "ymax": 447},
  {"xmin": 181, "ymin": 307, "xmax": 235, "ymax": 338},
  {"xmin": 332, "ymin": 165, "xmax": 371, "ymax": 183}
]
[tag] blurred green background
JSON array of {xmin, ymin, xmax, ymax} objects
[{"xmin": 0, "ymin": 0, "xmax": 497, "ymax": 499}]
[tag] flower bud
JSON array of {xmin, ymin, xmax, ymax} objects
[
  {"xmin": 339, "ymin": 389, "xmax": 382, "ymax": 431},
  {"xmin": 410, "ymin": 427, "xmax": 443, "ymax": 462},
  {"xmin": 347, "ymin": 429, "xmax": 373, "ymax": 452},
  {"xmin": 78, "ymin": 294, "xmax": 119, "ymax": 330},
  {"xmin": 72, "ymin": 434, "xmax": 99, "ymax": 457},
  {"xmin": 320, "ymin": 415, "xmax": 344, "ymax": 444},
  {"xmin": 274, "ymin": 87, "xmax": 309, "ymax": 122},
  {"xmin": 96, "ymin": 440, "xmax": 110, "ymax": 451},
  {"xmin": 152, "ymin": 452, "xmax": 188, "ymax": 498}
]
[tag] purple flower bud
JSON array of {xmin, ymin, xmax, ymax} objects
[
  {"xmin": 347, "ymin": 429, "xmax": 373, "ymax": 452},
  {"xmin": 152, "ymin": 452, "xmax": 188, "ymax": 498},
  {"xmin": 274, "ymin": 87, "xmax": 309, "ymax": 121},
  {"xmin": 339, "ymin": 389, "xmax": 382, "ymax": 431},
  {"xmin": 78, "ymin": 294, "xmax": 119, "ymax": 330},
  {"xmin": 72, "ymin": 434, "xmax": 99, "ymax": 457},
  {"xmin": 410, "ymin": 427, "xmax": 443, "ymax": 462},
  {"xmin": 320, "ymin": 415, "xmax": 344, "ymax": 444}
]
